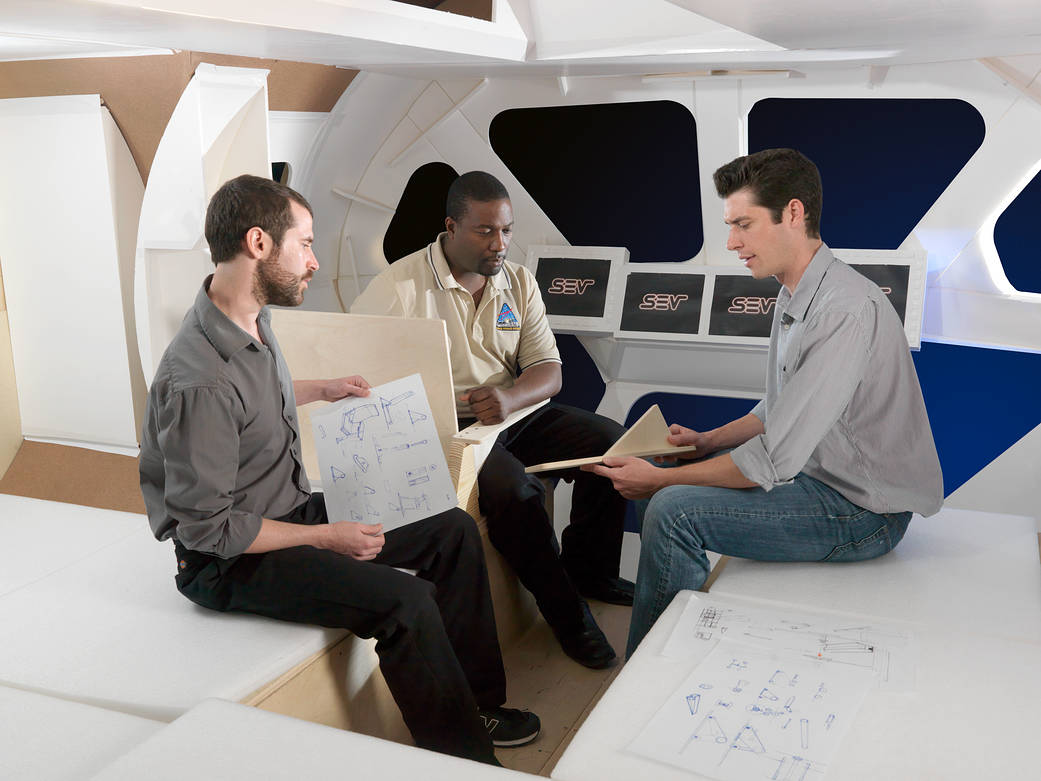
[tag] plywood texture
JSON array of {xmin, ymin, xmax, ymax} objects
[
  {"xmin": 0, "ymin": 441, "xmax": 144, "ymax": 514},
  {"xmin": 0, "ymin": 311, "xmax": 21, "ymax": 479},
  {"xmin": 496, "ymin": 601, "xmax": 631, "ymax": 776},
  {"xmin": 0, "ymin": 52, "xmax": 357, "ymax": 181},
  {"xmin": 269, "ymin": 309, "xmax": 458, "ymax": 481}
]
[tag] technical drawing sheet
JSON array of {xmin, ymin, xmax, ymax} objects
[
  {"xmin": 310, "ymin": 373, "xmax": 456, "ymax": 531},
  {"xmin": 628, "ymin": 640, "xmax": 873, "ymax": 781},
  {"xmin": 661, "ymin": 593, "xmax": 916, "ymax": 691}
]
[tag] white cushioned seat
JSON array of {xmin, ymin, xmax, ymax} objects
[
  {"xmin": 0, "ymin": 497, "xmax": 352, "ymax": 721},
  {"xmin": 91, "ymin": 698, "xmax": 538, "ymax": 780},
  {"xmin": 0, "ymin": 685, "xmax": 162, "ymax": 780}
]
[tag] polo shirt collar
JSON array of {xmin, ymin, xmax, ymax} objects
[
  {"xmin": 427, "ymin": 233, "xmax": 512, "ymax": 293},
  {"xmin": 195, "ymin": 275, "xmax": 264, "ymax": 361},
  {"xmin": 783, "ymin": 243, "xmax": 835, "ymax": 322}
]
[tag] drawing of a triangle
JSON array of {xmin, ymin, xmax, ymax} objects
[
  {"xmin": 408, "ymin": 409, "xmax": 427, "ymax": 424},
  {"xmin": 693, "ymin": 714, "xmax": 727, "ymax": 745},
  {"xmin": 733, "ymin": 725, "xmax": 766, "ymax": 753},
  {"xmin": 758, "ymin": 688, "xmax": 779, "ymax": 701},
  {"xmin": 330, "ymin": 466, "xmax": 347, "ymax": 482}
]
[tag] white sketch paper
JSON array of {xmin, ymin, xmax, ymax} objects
[
  {"xmin": 628, "ymin": 640, "xmax": 873, "ymax": 781},
  {"xmin": 310, "ymin": 374, "xmax": 456, "ymax": 531},
  {"xmin": 662, "ymin": 593, "xmax": 916, "ymax": 691}
]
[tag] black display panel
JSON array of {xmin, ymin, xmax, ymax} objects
[
  {"xmin": 850, "ymin": 263, "xmax": 910, "ymax": 324},
  {"xmin": 620, "ymin": 273, "xmax": 704, "ymax": 334},
  {"xmin": 534, "ymin": 257, "xmax": 612, "ymax": 318},
  {"xmin": 708, "ymin": 276, "xmax": 783, "ymax": 337}
]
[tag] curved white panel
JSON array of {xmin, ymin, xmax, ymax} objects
[{"xmin": 135, "ymin": 64, "xmax": 270, "ymax": 381}]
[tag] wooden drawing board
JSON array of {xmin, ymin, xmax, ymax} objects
[
  {"xmin": 269, "ymin": 310, "xmax": 457, "ymax": 483},
  {"xmin": 524, "ymin": 404, "xmax": 697, "ymax": 473}
]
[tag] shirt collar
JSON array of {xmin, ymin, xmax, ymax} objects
[
  {"xmin": 194, "ymin": 275, "xmax": 265, "ymax": 362},
  {"xmin": 426, "ymin": 233, "xmax": 512, "ymax": 294},
  {"xmin": 783, "ymin": 243, "xmax": 835, "ymax": 322}
]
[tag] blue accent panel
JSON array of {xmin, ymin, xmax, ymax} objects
[
  {"xmin": 748, "ymin": 99, "xmax": 984, "ymax": 250},
  {"xmin": 490, "ymin": 101, "xmax": 703, "ymax": 262},
  {"xmin": 912, "ymin": 342, "xmax": 1041, "ymax": 497},
  {"xmin": 994, "ymin": 167, "xmax": 1041, "ymax": 294},
  {"xmin": 621, "ymin": 393, "xmax": 759, "ymax": 532},
  {"xmin": 555, "ymin": 334, "xmax": 605, "ymax": 413}
]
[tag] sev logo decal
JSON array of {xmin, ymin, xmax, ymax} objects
[
  {"xmin": 639, "ymin": 293, "xmax": 689, "ymax": 311},
  {"xmin": 728, "ymin": 296, "xmax": 777, "ymax": 315},
  {"xmin": 546, "ymin": 277, "xmax": 596, "ymax": 295}
]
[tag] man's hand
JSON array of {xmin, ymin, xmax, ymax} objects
[
  {"xmin": 654, "ymin": 423, "xmax": 714, "ymax": 463},
  {"xmin": 323, "ymin": 376, "xmax": 371, "ymax": 402},
  {"xmin": 460, "ymin": 385, "xmax": 513, "ymax": 424},
  {"xmin": 584, "ymin": 456, "xmax": 668, "ymax": 499},
  {"xmin": 320, "ymin": 522, "xmax": 385, "ymax": 560}
]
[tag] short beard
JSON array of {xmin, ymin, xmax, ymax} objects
[{"xmin": 252, "ymin": 244, "xmax": 305, "ymax": 307}]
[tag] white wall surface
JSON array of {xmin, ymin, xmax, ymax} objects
[{"xmin": 0, "ymin": 95, "xmax": 141, "ymax": 447}]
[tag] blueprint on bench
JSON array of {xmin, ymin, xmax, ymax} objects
[{"xmin": 311, "ymin": 373, "xmax": 456, "ymax": 532}]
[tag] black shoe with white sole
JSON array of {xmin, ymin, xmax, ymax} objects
[{"xmin": 479, "ymin": 706, "xmax": 541, "ymax": 747}]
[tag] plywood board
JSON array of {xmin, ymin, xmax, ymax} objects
[
  {"xmin": 0, "ymin": 311, "xmax": 21, "ymax": 479},
  {"xmin": 270, "ymin": 310, "xmax": 457, "ymax": 483},
  {"xmin": 524, "ymin": 404, "xmax": 697, "ymax": 473}
]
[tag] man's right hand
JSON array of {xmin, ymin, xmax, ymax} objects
[
  {"xmin": 321, "ymin": 522, "xmax": 385, "ymax": 560},
  {"xmin": 658, "ymin": 424, "xmax": 714, "ymax": 462}
]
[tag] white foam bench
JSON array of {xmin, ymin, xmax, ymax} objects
[
  {"xmin": 707, "ymin": 506, "xmax": 1041, "ymax": 644},
  {"xmin": 91, "ymin": 698, "xmax": 539, "ymax": 780},
  {"xmin": 0, "ymin": 685, "xmax": 163, "ymax": 781},
  {"xmin": 552, "ymin": 588, "xmax": 1041, "ymax": 781},
  {"xmin": 0, "ymin": 495, "xmax": 404, "ymax": 739}
]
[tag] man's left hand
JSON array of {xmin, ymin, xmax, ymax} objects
[
  {"xmin": 584, "ymin": 456, "xmax": 667, "ymax": 499},
  {"xmin": 323, "ymin": 376, "xmax": 371, "ymax": 402},
  {"xmin": 460, "ymin": 385, "xmax": 512, "ymax": 424}
]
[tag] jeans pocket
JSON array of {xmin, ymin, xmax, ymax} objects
[{"xmin": 822, "ymin": 522, "xmax": 891, "ymax": 563}]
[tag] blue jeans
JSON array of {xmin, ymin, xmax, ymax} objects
[{"xmin": 628, "ymin": 473, "xmax": 911, "ymax": 657}]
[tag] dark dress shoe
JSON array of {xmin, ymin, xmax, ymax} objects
[
  {"xmin": 552, "ymin": 603, "xmax": 617, "ymax": 669},
  {"xmin": 575, "ymin": 576, "xmax": 635, "ymax": 606}
]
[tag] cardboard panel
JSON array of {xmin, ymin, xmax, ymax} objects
[{"xmin": 269, "ymin": 310, "xmax": 457, "ymax": 483}]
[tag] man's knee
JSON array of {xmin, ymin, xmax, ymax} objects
[{"xmin": 435, "ymin": 508, "xmax": 482, "ymax": 551}]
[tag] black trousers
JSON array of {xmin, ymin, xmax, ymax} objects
[
  {"xmin": 468, "ymin": 403, "xmax": 627, "ymax": 632},
  {"xmin": 174, "ymin": 495, "xmax": 504, "ymax": 764}
]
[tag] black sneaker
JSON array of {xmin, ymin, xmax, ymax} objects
[
  {"xmin": 478, "ymin": 706, "xmax": 541, "ymax": 747},
  {"xmin": 552, "ymin": 602, "xmax": 618, "ymax": 669}
]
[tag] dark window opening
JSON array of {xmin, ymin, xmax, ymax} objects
[
  {"xmin": 994, "ymin": 167, "xmax": 1041, "ymax": 294},
  {"xmin": 383, "ymin": 161, "xmax": 459, "ymax": 264}
]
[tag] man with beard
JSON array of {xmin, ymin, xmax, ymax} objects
[
  {"xmin": 352, "ymin": 171, "xmax": 629, "ymax": 670},
  {"xmin": 138, "ymin": 174, "xmax": 539, "ymax": 764}
]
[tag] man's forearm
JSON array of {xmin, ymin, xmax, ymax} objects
[
  {"xmin": 505, "ymin": 362, "xmax": 562, "ymax": 409},
  {"xmin": 705, "ymin": 412, "xmax": 766, "ymax": 451},
  {"xmin": 661, "ymin": 453, "xmax": 758, "ymax": 490},
  {"xmin": 244, "ymin": 517, "xmax": 330, "ymax": 554}
]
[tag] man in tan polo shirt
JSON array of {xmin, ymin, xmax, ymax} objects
[{"xmin": 352, "ymin": 171, "xmax": 630, "ymax": 668}]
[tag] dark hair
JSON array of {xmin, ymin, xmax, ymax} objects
[
  {"xmin": 713, "ymin": 149, "xmax": 822, "ymax": 238},
  {"xmin": 445, "ymin": 171, "xmax": 510, "ymax": 222},
  {"xmin": 204, "ymin": 174, "xmax": 313, "ymax": 264}
]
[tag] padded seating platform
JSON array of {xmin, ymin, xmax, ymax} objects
[
  {"xmin": 0, "ymin": 495, "xmax": 355, "ymax": 722},
  {"xmin": 707, "ymin": 507, "xmax": 1041, "ymax": 643},
  {"xmin": 0, "ymin": 495, "xmax": 141, "ymax": 596},
  {"xmin": 0, "ymin": 685, "xmax": 162, "ymax": 781},
  {"xmin": 552, "ymin": 589, "xmax": 1041, "ymax": 781},
  {"xmin": 92, "ymin": 698, "xmax": 537, "ymax": 780}
]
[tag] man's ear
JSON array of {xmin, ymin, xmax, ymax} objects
[
  {"xmin": 445, "ymin": 216, "xmax": 457, "ymax": 238},
  {"xmin": 786, "ymin": 198, "xmax": 806, "ymax": 229},
  {"xmin": 243, "ymin": 226, "xmax": 267, "ymax": 259}
]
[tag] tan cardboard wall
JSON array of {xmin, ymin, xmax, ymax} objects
[{"xmin": 0, "ymin": 52, "xmax": 357, "ymax": 182}]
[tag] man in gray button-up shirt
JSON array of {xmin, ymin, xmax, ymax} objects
[
  {"xmin": 590, "ymin": 149, "xmax": 943, "ymax": 655},
  {"xmin": 139, "ymin": 175, "xmax": 539, "ymax": 763}
]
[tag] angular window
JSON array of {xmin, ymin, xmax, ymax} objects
[
  {"xmin": 748, "ymin": 98, "xmax": 984, "ymax": 249},
  {"xmin": 384, "ymin": 161, "xmax": 458, "ymax": 264},
  {"xmin": 994, "ymin": 167, "xmax": 1041, "ymax": 294},
  {"xmin": 491, "ymin": 101, "xmax": 703, "ymax": 262}
]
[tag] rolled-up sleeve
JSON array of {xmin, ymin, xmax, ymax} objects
[
  {"xmin": 156, "ymin": 386, "xmax": 261, "ymax": 557},
  {"xmin": 731, "ymin": 306, "xmax": 873, "ymax": 490}
]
